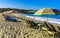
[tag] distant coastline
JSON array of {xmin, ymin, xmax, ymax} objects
[{"xmin": 0, "ymin": 8, "xmax": 37, "ymax": 14}]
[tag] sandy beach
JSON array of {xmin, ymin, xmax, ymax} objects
[{"xmin": 0, "ymin": 13, "xmax": 60, "ymax": 38}]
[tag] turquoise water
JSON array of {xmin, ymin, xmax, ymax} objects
[
  {"xmin": 25, "ymin": 14, "xmax": 60, "ymax": 19},
  {"xmin": 19, "ymin": 13, "xmax": 60, "ymax": 25}
]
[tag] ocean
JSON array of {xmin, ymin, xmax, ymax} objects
[{"xmin": 19, "ymin": 13, "xmax": 60, "ymax": 25}]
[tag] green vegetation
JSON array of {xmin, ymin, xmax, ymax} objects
[{"xmin": 0, "ymin": 8, "xmax": 37, "ymax": 13}]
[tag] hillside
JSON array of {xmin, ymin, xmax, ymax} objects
[{"xmin": 0, "ymin": 8, "xmax": 37, "ymax": 14}]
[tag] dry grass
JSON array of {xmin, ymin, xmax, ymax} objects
[{"xmin": 0, "ymin": 13, "xmax": 60, "ymax": 38}]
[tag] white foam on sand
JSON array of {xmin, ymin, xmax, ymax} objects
[
  {"xmin": 25, "ymin": 15, "xmax": 60, "ymax": 24},
  {"xmin": 19, "ymin": 14, "xmax": 60, "ymax": 26}
]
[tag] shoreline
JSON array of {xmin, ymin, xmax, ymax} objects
[
  {"xmin": 4, "ymin": 13, "xmax": 60, "ymax": 27},
  {"xmin": 1, "ymin": 13, "xmax": 60, "ymax": 38},
  {"xmin": 19, "ymin": 13, "xmax": 60, "ymax": 27}
]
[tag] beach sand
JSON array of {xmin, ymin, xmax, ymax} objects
[{"xmin": 0, "ymin": 13, "xmax": 60, "ymax": 38}]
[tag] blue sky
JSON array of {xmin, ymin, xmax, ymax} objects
[{"xmin": 0, "ymin": 0, "xmax": 60, "ymax": 10}]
